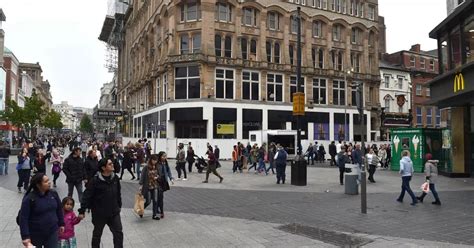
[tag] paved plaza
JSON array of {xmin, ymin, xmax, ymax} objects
[{"xmin": 1, "ymin": 157, "xmax": 474, "ymax": 247}]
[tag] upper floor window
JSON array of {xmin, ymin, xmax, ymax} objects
[
  {"xmin": 416, "ymin": 107, "xmax": 422, "ymax": 126},
  {"xmin": 397, "ymin": 77, "xmax": 403, "ymax": 89},
  {"xmin": 426, "ymin": 87, "xmax": 431, "ymax": 97},
  {"xmin": 242, "ymin": 71, "xmax": 259, "ymax": 101},
  {"xmin": 289, "ymin": 44, "xmax": 295, "ymax": 65},
  {"xmin": 267, "ymin": 73, "xmax": 283, "ymax": 102},
  {"xmin": 242, "ymin": 7, "xmax": 258, "ymax": 27},
  {"xmin": 383, "ymin": 75, "xmax": 390, "ymax": 88},
  {"xmin": 357, "ymin": 2, "xmax": 364, "ymax": 17},
  {"xmin": 429, "ymin": 59, "xmax": 435, "ymax": 71},
  {"xmin": 312, "ymin": 21, "xmax": 324, "ymax": 38},
  {"xmin": 241, "ymin": 38, "xmax": 257, "ymax": 60},
  {"xmin": 333, "ymin": 79, "xmax": 346, "ymax": 105},
  {"xmin": 175, "ymin": 66, "xmax": 200, "ymax": 99},
  {"xmin": 350, "ymin": 52, "xmax": 360, "ymax": 72},
  {"xmin": 215, "ymin": 2, "xmax": 232, "ymax": 22},
  {"xmin": 267, "ymin": 12, "xmax": 280, "ymax": 31},
  {"xmin": 313, "ymin": 78, "xmax": 327, "ymax": 104},
  {"xmin": 351, "ymin": 28, "xmax": 362, "ymax": 44},
  {"xmin": 416, "ymin": 84, "xmax": 422, "ymax": 96},
  {"xmin": 332, "ymin": 24, "xmax": 342, "ymax": 42},
  {"xmin": 312, "ymin": 48, "xmax": 324, "ymax": 69},
  {"xmin": 215, "ymin": 34, "xmax": 232, "ymax": 58},
  {"xmin": 181, "ymin": 0, "xmax": 201, "ymax": 22},
  {"xmin": 291, "ymin": 16, "xmax": 303, "ymax": 34},
  {"xmin": 420, "ymin": 58, "xmax": 425, "ymax": 69},
  {"xmin": 368, "ymin": 5, "xmax": 375, "ymax": 20},
  {"xmin": 215, "ymin": 68, "xmax": 234, "ymax": 99},
  {"xmin": 290, "ymin": 76, "xmax": 305, "ymax": 102},
  {"xmin": 368, "ymin": 31, "xmax": 375, "ymax": 47},
  {"xmin": 266, "ymin": 41, "xmax": 281, "ymax": 63},
  {"xmin": 331, "ymin": 50, "xmax": 343, "ymax": 71},
  {"xmin": 410, "ymin": 56, "xmax": 416, "ymax": 67}
]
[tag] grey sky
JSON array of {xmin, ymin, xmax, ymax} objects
[{"xmin": 1, "ymin": 0, "xmax": 447, "ymax": 108}]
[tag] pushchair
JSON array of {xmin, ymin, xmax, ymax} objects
[{"xmin": 193, "ymin": 155, "xmax": 207, "ymax": 173}]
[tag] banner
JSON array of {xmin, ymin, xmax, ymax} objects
[{"xmin": 216, "ymin": 124, "xmax": 234, "ymax": 134}]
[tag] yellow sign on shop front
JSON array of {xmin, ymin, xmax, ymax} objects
[
  {"xmin": 217, "ymin": 124, "xmax": 234, "ymax": 134},
  {"xmin": 454, "ymin": 73, "xmax": 465, "ymax": 93}
]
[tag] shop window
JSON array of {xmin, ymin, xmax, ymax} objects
[
  {"xmin": 175, "ymin": 66, "xmax": 200, "ymax": 99},
  {"xmin": 213, "ymin": 108, "xmax": 236, "ymax": 139},
  {"xmin": 464, "ymin": 19, "xmax": 474, "ymax": 64},
  {"xmin": 449, "ymin": 27, "xmax": 462, "ymax": 69},
  {"xmin": 176, "ymin": 121, "xmax": 207, "ymax": 138}
]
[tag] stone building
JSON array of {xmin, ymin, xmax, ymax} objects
[
  {"xmin": 115, "ymin": 0, "xmax": 382, "ymax": 153},
  {"xmin": 19, "ymin": 62, "xmax": 53, "ymax": 110}
]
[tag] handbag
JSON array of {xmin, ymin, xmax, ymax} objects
[
  {"xmin": 421, "ymin": 181, "xmax": 430, "ymax": 193},
  {"xmin": 134, "ymin": 193, "xmax": 145, "ymax": 216}
]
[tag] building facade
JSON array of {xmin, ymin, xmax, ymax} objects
[
  {"xmin": 383, "ymin": 44, "xmax": 441, "ymax": 128},
  {"xmin": 428, "ymin": 0, "xmax": 473, "ymax": 177},
  {"xmin": 18, "ymin": 71, "xmax": 34, "ymax": 108},
  {"xmin": 52, "ymin": 101, "xmax": 76, "ymax": 131},
  {"xmin": 113, "ymin": 0, "xmax": 382, "ymax": 155},
  {"xmin": 3, "ymin": 47, "xmax": 19, "ymax": 104},
  {"xmin": 378, "ymin": 62, "xmax": 411, "ymax": 141},
  {"xmin": 19, "ymin": 62, "xmax": 53, "ymax": 110}
]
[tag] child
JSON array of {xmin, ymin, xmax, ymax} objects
[{"xmin": 59, "ymin": 197, "xmax": 82, "ymax": 248}]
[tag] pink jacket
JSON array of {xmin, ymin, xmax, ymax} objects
[{"xmin": 59, "ymin": 210, "xmax": 81, "ymax": 240}]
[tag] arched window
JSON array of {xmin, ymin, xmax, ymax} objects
[
  {"xmin": 224, "ymin": 36, "xmax": 232, "ymax": 58},
  {"xmin": 274, "ymin": 42, "xmax": 280, "ymax": 63}
]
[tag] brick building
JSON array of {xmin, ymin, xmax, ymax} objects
[
  {"xmin": 107, "ymin": 0, "xmax": 383, "ymax": 156},
  {"xmin": 383, "ymin": 44, "xmax": 441, "ymax": 128}
]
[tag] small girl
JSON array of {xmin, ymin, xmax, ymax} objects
[{"xmin": 58, "ymin": 197, "xmax": 82, "ymax": 248}]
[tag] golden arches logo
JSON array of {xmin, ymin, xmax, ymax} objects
[{"xmin": 454, "ymin": 73, "xmax": 464, "ymax": 93}]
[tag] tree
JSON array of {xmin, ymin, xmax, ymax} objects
[
  {"xmin": 79, "ymin": 114, "xmax": 94, "ymax": 134},
  {"xmin": 42, "ymin": 110, "xmax": 63, "ymax": 131},
  {"xmin": 0, "ymin": 99, "xmax": 26, "ymax": 129}
]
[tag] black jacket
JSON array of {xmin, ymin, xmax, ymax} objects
[
  {"xmin": 122, "ymin": 150, "xmax": 134, "ymax": 169},
  {"xmin": 84, "ymin": 156, "xmax": 99, "ymax": 181},
  {"xmin": 329, "ymin": 144, "xmax": 337, "ymax": 156},
  {"xmin": 79, "ymin": 172, "xmax": 121, "ymax": 217},
  {"xmin": 63, "ymin": 154, "xmax": 86, "ymax": 183},
  {"xmin": 0, "ymin": 146, "xmax": 11, "ymax": 158}
]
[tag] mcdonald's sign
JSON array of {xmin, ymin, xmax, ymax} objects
[{"xmin": 454, "ymin": 73, "xmax": 465, "ymax": 93}]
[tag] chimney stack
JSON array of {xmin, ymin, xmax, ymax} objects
[{"xmin": 410, "ymin": 44, "xmax": 421, "ymax": 53}]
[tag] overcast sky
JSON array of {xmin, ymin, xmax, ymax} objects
[{"xmin": 1, "ymin": 0, "xmax": 447, "ymax": 108}]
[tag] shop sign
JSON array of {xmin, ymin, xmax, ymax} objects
[
  {"xmin": 292, "ymin": 92, "xmax": 305, "ymax": 116},
  {"xmin": 454, "ymin": 73, "xmax": 464, "ymax": 93},
  {"xmin": 216, "ymin": 124, "xmax": 234, "ymax": 134}
]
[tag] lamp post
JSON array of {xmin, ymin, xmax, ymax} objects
[
  {"xmin": 354, "ymin": 81, "xmax": 367, "ymax": 214},
  {"xmin": 343, "ymin": 68, "xmax": 354, "ymax": 142}
]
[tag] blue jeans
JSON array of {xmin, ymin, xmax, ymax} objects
[
  {"xmin": 136, "ymin": 163, "xmax": 143, "ymax": 180},
  {"xmin": 419, "ymin": 183, "xmax": 441, "ymax": 202},
  {"xmin": 397, "ymin": 176, "xmax": 417, "ymax": 203},
  {"xmin": 0, "ymin": 158, "xmax": 8, "ymax": 175},
  {"xmin": 257, "ymin": 158, "xmax": 266, "ymax": 173}
]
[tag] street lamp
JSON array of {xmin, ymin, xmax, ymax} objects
[{"xmin": 343, "ymin": 68, "xmax": 354, "ymax": 142}]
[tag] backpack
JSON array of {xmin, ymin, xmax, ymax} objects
[{"xmin": 16, "ymin": 193, "xmax": 37, "ymax": 225}]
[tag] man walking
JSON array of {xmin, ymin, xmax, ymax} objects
[
  {"xmin": 337, "ymin": 147, "xmax": 350, "ymax": 185},
  {"xmin": 176, "ymin": 143, "xmax": 187, "ymax": 180},
  {"xmin": 63, "ymin": 147, "xmax": 86, "ymax": 202},
  {"xmin": 306, "ymin": 143, "xmax": 314, "ymax": 165},
  {"xmin": 329, "ymin": 141, "xmax": 337, "ymax": 166},
  {"xmin": 274, "ymin": 144, "xmax": 288, "ymax": 184},
  {"xmin": 0, "ymin": 141, "xmax": 11, "ymax": 175},
  {"xmin": 79, "ymin": 158, "xmax": 123, "ymax": 248}
]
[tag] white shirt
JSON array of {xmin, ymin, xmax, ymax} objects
[{"xmin": 336, "ymin": 143, "xmax": 342, "ymax": 153}]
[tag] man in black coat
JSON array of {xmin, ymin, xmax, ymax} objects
[
  {"xmin": 63, "ymin": 147, "xmax": 86, "ymax": 202},
  {"xmin": 329, "ymin": 141, "xmax": 337, "ymax": 166},
  {"xmin": 79, "ymin": 158, "xmax": 123, "ymax": 248}
]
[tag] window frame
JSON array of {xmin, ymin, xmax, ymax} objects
[
  {"xmin": 332, "ymin": 79, "xmax": 346, "ymax": 106},
  {"xmin": 312, "ymin": 78, "xmax": 327, "ymax": 105},
  {"xmin": 242, "ymin": 7, "xmax": 258, "ymax": 27},
  {"xmin": 416, "ymin": 84, "xmax": 422, "ymax": 96},
  {"xmin": 267, "ymin": 73, "xmax": 284, "ymax": 102},
  {"xmin": 242, "ymin": 70, "xmax": 260, "ymax": 101},
  {"xmin": 290, "ymin": 76, "xmax": 306, "ymax": 102},
  {"xmin": 215, "ymin": 2, "xmax": 232, "ymax": 23},
  {"xmin": 180, "ymin": 0, "xmax": 201, "ymax": 23},
  {"xmin": 175, "ymin": 66, "xmax": 200, "ymax": 100},
  {"xmin": 416, "ymin": 107, "xmax": 422, "ymax": 126},
  {"xmin": 383, "ymin": 75, "xmax": 390, "ymax": 88},
  {"xmin": 267, "ymin": 11, "xmax": 280, "ymax": 31},
  {"xmin": 312, "ymin": 20, "xmax": 323, "ymax": 38},
  {"xmin": 215, "ymin": 68, "xmax": 235, "ymax": 100}
]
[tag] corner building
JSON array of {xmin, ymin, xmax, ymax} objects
[{"xmin": 118, "ymin": 0, "xmax": 381, "ymax": 153}]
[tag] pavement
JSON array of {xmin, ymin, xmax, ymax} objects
[{"xmin": 1, "ymin": 156, "xmax": 474, "ymax": 247}]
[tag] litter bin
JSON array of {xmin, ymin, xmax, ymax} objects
[
  {"xmin": 291, "ymin": 155, "xmax": 307, "ymax": 186},
  {"xmin": 344, "ymin": 163, "xmax": 359, "ymax": 195}
]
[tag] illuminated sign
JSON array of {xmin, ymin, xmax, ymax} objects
[{"xmin": 454, "ymin": 73, "xmax": 464, "ymax": 93}]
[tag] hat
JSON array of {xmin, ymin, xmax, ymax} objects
[{"xmin": 425, "ymin": 153, "xmax": 433, "ymax": 160}]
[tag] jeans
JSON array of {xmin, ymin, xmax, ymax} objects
[
  {"xmin": 0, "ymin": 158, "xmax": 8, "ymax": 175},
  {"xmin": 120, "ymin": 167, "xmax": 135, "ymax": 179},
  {"xmin": 205, "ymin": 168, "xmax": 222, "ymax": 181},
  {"xmin": 232, "ymin": 161, "xmax": 242, "ymax": 173},
  {"xmin": 419, "ymin": 183, "xmax": 441, "ymax": 202},
  {"xmin": 91, "ymin": 214, "xmax": 123, "ymax": 248},
  {"xmin": 67, "ymin": 181, "xmax": 83, "ymax": 203},
  {"xmin": 248, "ymin": 162, "xmax": 257, "ymax": 171},
  {"xmin": 307, "ymin": 153, "xmax": 314, "ymax": 165},
  {"xmin": 31, "ymin": 229, "xmax": 58, "ymax": 248},
  {"xmin": 257, "ymin": 158, "xmax": 266, "ymax": 173},
  {"xmin": 17, "ymin": 169, "xmax": 31, "ymax": 190},
  {"xmin": 397, "ymin": 176, "xmax": 417, "ymax": 203},
  {"xmin": 144, "ymin": 188, "xmax": 159, "ymax": 216},
  {"xmin": 368, "ymin": 164, "xmax": 376, "ymax": 182},
  {"xmin": 339, "ymin": 167, "xmax": 345, "ymax": 184},
  {"xmin": 136, "ymin": 163, "xmax": 142, "ymax": 180},
  {"xmin": 330, "ymin": 155, "xmax": 336, "ymax": 166},
  {"xmin": 52, "ymin": 172, "xmax": 60, "ymax": 186},
  {"xmin": 176, "ymin": 162, "xmax": 187, "ymax": 179},
  {"xmin": 276, "ymin": 163, "xmax": 286, "ymax": 183},
  {"xmin": 266, "ymin": 160, "xmax": 275, "ymax": 174},
  {"xmin": 187, "ymin": 160, "xmax": 194, "ymax": 173}
]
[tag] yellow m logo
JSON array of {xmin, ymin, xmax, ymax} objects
[{"xmin": 454, "ymin": 73, "xmax": 464, "ymax": 93}]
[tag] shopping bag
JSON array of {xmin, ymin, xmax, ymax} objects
[
  {"xmin": 421, "ymin": 182, "xmax": 430, "ymax": 193},
  {"xmin": 134, "ymin": 193, "xmax": 145, "ymax": 216}
]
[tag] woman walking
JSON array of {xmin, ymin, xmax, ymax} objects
[
  {"xmin": 51, "ymin": 149, "xmax": 63, "ymax": 188},
  {"xmin": 396, "ymin": 150, "xmax": 418, "ymax": 206},
  {"xmin": 120, "ymin": 147, "xmax": 136, "ymax": 180},
  {"xmin": 33, "ymin": 150, "xmax": 47, "ymax": 175},
  {"xmin": 378, "ymin": 145, "xmax": 388, "ymax": 169},
  {"xmin": 139, "ymin": 155, "xmax": 161, "ymax": 220},
  {"xmin": 417, "ymin": 153, "xmax": 441, "ymax": 205},
  {"xmin": 19, "ymin": 173, "xmax": 64, "ymax": 248},
  {"xmin": 17, "ymin": 148, "xmax": 31, "ymax": 193},
  {"xmin": 156, "ymin": 151, "xmax": 174, "ymax": 219},
  {"xmin": 247, "ymin": 144, "xmax": 258, "ymax": 172},
  {"xmin": 365, "ymin": 148, "xmax": 379, "ymax": 183}
]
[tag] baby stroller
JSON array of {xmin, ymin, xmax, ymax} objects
[{"xmin": 193, "ymin": 155, "xmax": 207, "ymax": 173}]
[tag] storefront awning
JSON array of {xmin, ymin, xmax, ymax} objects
[{"xmin": 428, "ymin": 61, "xmax": 474, "ymax": 108}]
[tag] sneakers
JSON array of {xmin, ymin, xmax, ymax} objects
[
  {"xmin": 432, "ymin": 201, "xmax": 441, "ymax": 205},
  {"xmin": 202, "ymin": 180, "xmax": 208, "ymax": 183},
  {"xmin": 396, "ymin": 199, "xmax": 403, "ymax": 203},
  {"xmin": 152, "ymin": 215, "xmax": 160, "ymax": 220},
  {"xmin": 182, "ymin": 178, "xmax": 188, "ymax": 181}
]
